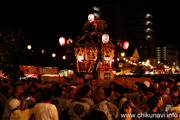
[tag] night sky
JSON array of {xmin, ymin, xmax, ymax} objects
[{"xmin": 0, "ymin": 0, "xmax": 180, "ymax": 69}]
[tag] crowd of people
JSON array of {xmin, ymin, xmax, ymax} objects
[{"xmin": 0, "ymin": 74, "xmax": 180, "ymax": 120}]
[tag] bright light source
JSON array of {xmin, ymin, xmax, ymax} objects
[
  {"xmin": 78, "ymin": 56, "xmax": 84, "ymax": 62},
  {"xmin": 41, "ymin": 49, "xmax": 45, "ymax": 53},
  {"xmin": 123, "ymin": 41, "xmax": 129, "ymax": 50},
  {"xmin": 146, "ymin": 28, "xmax": 152, "ymax": 32},
  {"xmin": 62, "ymin": 55, "xmax": 66, "ymax": 60},
  {"xmin": 145, "ymin": 14, "xmax": 152, "ymax": 18},
  {"xmin": 67, "ymin": 39, "xmax": 73, "ymax": 45},
  {"xmin": 88, "ymin": 14, "xmax": 94, "ymax": 23},
  {"xmin": 59, "ymin": 37, "xmax": 66, "ymax": 46},
  {"xmin": 93, "ymin": 6, "xmax": 100, "ymax": 11},
  {"xmin": 146, "ymin": 35, "xmax": 151, "ymax": 40},
  {"xmin": 121, "ymin": 52, "xmax": 125, "ymax": 57},
  {"xmin": 27, "ymin": 45, "xmax": 32, "ymax": 50},
  {"xmin": 102, "ymin": 34, "xmax": 109, "ymax": 44},
  {"xmin": 145, "ymin": 21, "xmax": 152, "ymax": 25},
  {"xmin": 52, "ymin": 53, "xmax": 56, "ymax": 57}
]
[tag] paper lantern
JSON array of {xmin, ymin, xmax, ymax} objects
[
  {"xmin": 88, "ymin": 14, "xmax": 94, "ymax": 23},
  {"xmin": 59, "ymin": 37, "xmax": 65, "ymax": 46},
  {"xmin": 102, "ymin": 34, "xmax": 109, "ymax": 44},
  {"xmin": 123, "ymin": 41, "xmax": 129, "ymax": 50}
]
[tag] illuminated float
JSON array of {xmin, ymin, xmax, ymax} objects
[{"xmin": 74, "ymin": 14, "xmax": 116, "ymax": 80}]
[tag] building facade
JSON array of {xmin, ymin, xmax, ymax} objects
[{"xmin": 157, "ymin": 44, "xmax": 179, "ymax": 72}]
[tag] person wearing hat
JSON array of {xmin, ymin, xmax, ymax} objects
[{"xmin": 9, "ymin": 98, "xmax": 34, "ymax": 120}]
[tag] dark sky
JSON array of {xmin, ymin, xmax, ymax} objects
[
  {"xmin": 1, "ymin": 1, "xmax": 179, "ymax": 43},
  {"xmin": 0, "ymin": 0, "xmax": 180, "ymax": 69}
]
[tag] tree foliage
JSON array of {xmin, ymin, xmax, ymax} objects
[{"xmin": 2, "ymin": 31, "xmax": 33, "ymax": 81}]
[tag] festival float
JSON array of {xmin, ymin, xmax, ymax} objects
[{"xmin": 74, "ymin": 14, "xmax": 116, "ymax": 80}]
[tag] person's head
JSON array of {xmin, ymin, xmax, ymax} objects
[
  {"xmin": 132, "ymin": 82, "xmax": 139, "ymax": 92},
  {"xmin": 14, "ymin": 84, "xmax": 24, "ymax": 98},
  {"xmin": 138, "ymin": 83, "xmax": 147, "ymax": 95},
  {"xmin": 76, "ymin": 87, "xmax": 88, "ymax": 99},
  {"xmin": 29, "ymin": 84, "xmax": 37, "ymax": 94},
  {"xmin": 122, "ymin": 101, "xmax": 132, "ymax": 114},
  {"xmin": 1, "ymin": 85, "xmax": 9, "ymax": 96},
  {"xmin": 9, "ymin": 98, "xmax": 21, "ymax": 111},
  {"xmin": 153, "ymin": 82, "xmax": 159, "ymax": 89},
  {"xmin": 110, "ymin": 81, "xmax": 117, "ymax": 90},
  {"xmin": 171, "ymin": 86, "xmax": 179, "ymax": 98},
  {"xmin": 93, "ymin": 87, "xmax": 105, "ymax": 102},
  {"xmin": 83, "ymin": 86, "xmax": 92, "ymax": 98},
  {"xmin": 91, "ymin": 79, "xmax": 96, "ymax": 86},
  {"xmin": 53, "ymin": 87, "xmax": 62, "ymax": 97},
  {"xmin": 147, "ymin": 95, "xmax": 162, "ymax": 111},
  {"xmin": 165, "ymin": 85, "xmax": 170, "ymax": 96},
  {"xmin": 41, "ymin": 88, "xmax": 52, "ymax": 101},
  {"xmin": 114, "ymin": 85, "xmax": 124, "ymax": 98},
  {"xmin": 104, "ymin": 88, "xmax": 112, "ymax": 99},
  {"xmin": 61, "ymin": 85, "xmax": 68, "ymax": 92},
  {"xmin": 158, "ymin": 85, "xmax": 165, "ymax": 95},
  {"xmin": 147, "ymin": 87, "xmax": 156, "ymax": 98},
  {"xmin": 51, "ymin": 82, "xmax": 59, "ymax": 89}
]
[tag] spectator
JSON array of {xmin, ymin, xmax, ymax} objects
[
  {"xmin": 68, "ymin": 87, "xmax": 91, "ymax": 120},
  {"xmin": 1, "ymin": 84, "xmax": 24, "ymax": 120},
  {"xmin": 143, "ymin": 95, "xmax": 162, "ymax": 120},
  {"xmin": 33, "ymin": 88, "xmax": 58, "ymax": 120},
  {"xmin": 93, "ymin": 87, "xmax": 119, "ymax": 120},
  {"xmin": 167, "ymin": 86, "xmax": 179, "ymax": 106},
  {"xmin": 83, "ymin": 110, "xmax": 108, "ymax": 120},
  {"xmin": 9, "ymin": 98, "xmax": 34, "ymax": 120},
  {"xmin": 120, "ymin": 100, "xmax": 142, "ymax": 120},
  {"xmin": 83, "ymin": 86, "xmax": 94, "ymax": 108},
  {"xmin": 51, "ymin": 87, "xmax": 72, "ymax": 119},
  {"xmin": 114, "ymin": 85, "xmax": 127, "ymax": 111}
]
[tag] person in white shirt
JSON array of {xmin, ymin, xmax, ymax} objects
[{"xmin": 33, "ymin": 88, "xmax": 58, "ymax": 120}]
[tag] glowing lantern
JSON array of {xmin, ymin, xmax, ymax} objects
[
  {"xmin": 59, "ymin": 37, "xmax": 65, "ymax": 46},
  {"xmin": 52, "ymin": 53, "xmax": 56, "ymax": 57},
  {"xmin": 102, "ymin": 34, "xmax": 109, "ymax": 44},
  {"xmin": 88, "ymin": 14, "xmax": 94, "ymax": 23},
  {"xmin": 123, "ymin": 41, "xmax": 129, "ymax": 50},
  {"xmin": 27, "ymin": 44, "xmax": 32, "ymax": 50},
  {"xmin": 78, "ymin": 55, "xmax": 84, "ymax": 62}
]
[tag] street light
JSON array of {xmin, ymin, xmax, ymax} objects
[
  {"xmin": 52, "ymin": 53, "xmax": 56, "ymax": 57},
  {"xmin": 121, "ymin": 52, "xmax": 125, "ymax": 57},
  {"xmin": 62, "ymin": 55, "xmax": 66, "ymax": 60},
  {"xmin": 27, "ymin": 44, "xmax": 32, "ymax": 50}
]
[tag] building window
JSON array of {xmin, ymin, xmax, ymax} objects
[
  {"xmin": 145, "ymin": 14, "xmax": 152, "ymax": 18},
  {"xmin": 146, "ymin": 35, "xmax": 152, "ymax": 40},
  {"xmin": 145, "ymin": 21, "xmax": 153, "ymax": 25},
  {"xmin": 145, "ymin": 28, "xmax": 153, "ymax": 33}
]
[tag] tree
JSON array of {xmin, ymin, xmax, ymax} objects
[{"xmin": 2, "ymin": 31, "xmax": 36, "ymax": 81}]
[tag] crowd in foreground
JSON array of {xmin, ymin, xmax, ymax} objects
[{"xmin": 0, "ymin": 75, "xmax": 180, "ymax": 120}]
